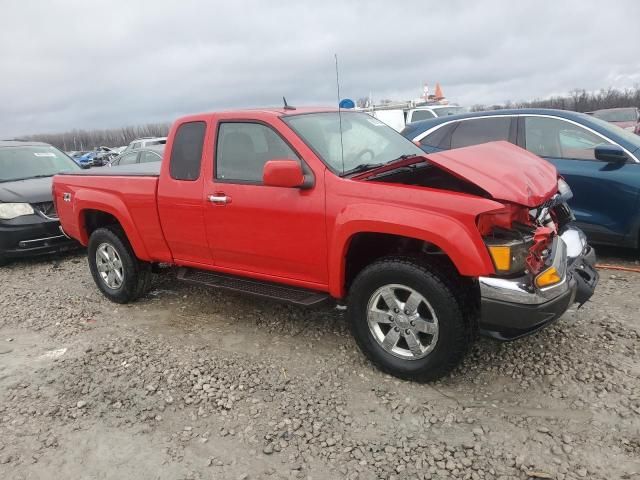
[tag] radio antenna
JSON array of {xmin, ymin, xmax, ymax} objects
[{"xmin": 335, "ymin": 53, "xmax": 345, "ymax": 175}]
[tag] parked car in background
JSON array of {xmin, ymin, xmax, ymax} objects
[
  {"xmin": 402, "ymin": 108, "xmax": 640, "ymax": 248},
  {"xmin": 74, "ymin": 150, "xmax": 97, "ymax": 167},
  {"xmin": 362, "ymin": 103, "xmax": 467, "ymax": 132},
  {"xmin": 108, "ymin": 145, "xmax": 164, "ymax": 167},
  {"xmin": 53, "ymin": 108, "xmax": 597, "ymax": 381},
  {"xmin": 587, "ymin": 107, "xmax": 640, "ymax": 134},
  {"xmin": 0, "ymin": 141, "xmax": 80, "ymax": 265},
  {"xmin": 93, "ymin": 146, "xmax": 120, "ymax": 166},
  {"xmin": 122, "ymin": 136, "xmax": 166, "ymax": 153}
]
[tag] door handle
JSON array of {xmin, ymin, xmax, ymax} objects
[{"xmin": 208, "ymin": 194, "xmax": 229, "ymax": 205}]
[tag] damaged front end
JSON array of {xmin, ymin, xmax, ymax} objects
[{"xmin": 477, "ymin": 180, "xmax": 599, "ymax": 340}]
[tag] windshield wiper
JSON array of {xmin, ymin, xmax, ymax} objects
[
  {"xmin": 341, "ymin": 154, "xmax": 420, "ymax": 177},
  {"xmin": 341, "ymin": 163, "xmax": 383, "ymax": 177},
  {"xmin": 383, "ymin": 154, "xmax": 418, "ymax": 165}
]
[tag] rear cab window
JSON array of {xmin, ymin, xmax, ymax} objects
[{"xmin": 169, "ymin": 121, "xmax": 206, "ymax": 180}]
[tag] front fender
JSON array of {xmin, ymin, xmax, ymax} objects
[
  {"xmin": 73, "ymin": 189, "xmax": 152, "ymax": 261},
  {"xmin": 328, "ymin": 203, "xmax": 495, "ymax": 298}
]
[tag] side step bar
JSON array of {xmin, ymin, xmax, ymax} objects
[{"xmin": 176, "ymin": 267, "xmax": 330, "ymax": 306}]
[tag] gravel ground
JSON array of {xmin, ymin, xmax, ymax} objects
[{"xmin": 1, "ymin": 250, "xmax": 639, "ymax": 480}]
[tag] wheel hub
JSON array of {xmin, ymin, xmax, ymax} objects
[
  {"xmin": 96, "ymin": 243, "xmax": 124, "ymax": 290},
  {"xmin": 366, "ymin": 284, "xmax": 439, "ymax": 360}
]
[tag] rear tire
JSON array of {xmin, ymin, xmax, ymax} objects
[
  {"xmin": 347, "ymin": 256, "xmax": 472, "ymax": 382},
  {"xmin": 88, "ymin": 226, "xmax": 151, "ymax": 304}
]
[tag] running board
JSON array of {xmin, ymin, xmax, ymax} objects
[{"xmin": 176, "ymin": 267, "xmax": 330, "ymax": 306}]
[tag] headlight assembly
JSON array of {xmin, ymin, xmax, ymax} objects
[
  {"xmin": 0, "ymin": 203, "xmax": 35, "ymax": 220},
  {"xmin": 484, "ymin": 238, "xmax": 530, "ymax": 275}
]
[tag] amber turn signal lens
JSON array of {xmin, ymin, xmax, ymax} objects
[
  {"xmin": 487, "ymin": 245, "xmax": 512, "ymax": 272},
  {"xmin": 535, "ymin": 267, "xmax": 562, "ymax": 288}
]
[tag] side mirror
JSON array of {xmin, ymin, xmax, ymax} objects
[
  {"xmin": 594, "ymin": 144, "xmax": 627, "ymax": 164},
  {"xmin": 263, "ymin": 160, "xmax": 305, "ymax": 188}
]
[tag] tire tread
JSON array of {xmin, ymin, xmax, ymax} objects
[{"xmin": 347, "ymin": 255, "xmax": 473, "ymax": 382}]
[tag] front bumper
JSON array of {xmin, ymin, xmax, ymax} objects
[
  {"xmin": 478, "ymin": 226, "xmax": 598, "ymax": 340},
  {"xmin": 0, "ymin": 215, "xmax": 79, "ymax": 261}
]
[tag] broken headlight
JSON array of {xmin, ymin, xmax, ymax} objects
[{"xmin": 484, "ymin": 237, "xmax": 530, "ymax": 275}]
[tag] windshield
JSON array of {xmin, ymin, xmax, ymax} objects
[
  {"xmin": 591, "ymin": 108, "xmax": 638, "ymax": 123},
  {"xmin": 433, "ymin": 106, "xmax": 466, "ymax": 117},
  {"xmin": 283, "ymin": 112, "xmax": 423, "ymax": 174},
  {"xmin": 0, "ymin": 145, "xmax": 81, "ymax": 182}
]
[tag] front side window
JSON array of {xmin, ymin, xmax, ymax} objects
[
  {"xmin": 216, "ymin": 122, "xmax": 299, "ymax": 182},
  {"xmin": 450, "ymin": 117, "xmax": 512, "ymax": 149},
  {"xmin": 525, "ymin": 117, "xmax": 611, "ymax": 160},
  {"xmin": 283, "ymin": 112, "xmax": 423, "ymax": 175},
  {"xmin": 119, "ymin": 152, "xmax": 138, "ymax": 165},
  {"xmin": 140, "ymin": 151, "xmax": 161, "ymax": 163},
  {"xmin": 0, "ymin": 145, "xmax": 80, "ymax": 182},
  {"xmin": 169, "ymin": 121, "xmax": 206, "ymax": 181}
]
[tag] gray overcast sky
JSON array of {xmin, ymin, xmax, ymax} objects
[{"xmin": 1, "ymin": 0, "xmax": 639, "ymax": 138}]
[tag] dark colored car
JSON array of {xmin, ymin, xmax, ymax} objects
[
  {"xmin": 0, "ymin": 141, "xmax": 80, "ymax": 264},
  {"xmin": 401, "ymin": 108, "xmax": 640, "ymax": 248},
  {"xmin": 587, "ymin": 107, "xmax": 640, "ymax": 134},
  {"xmin": 107, "ymin": 145, "xmax": 164, "ymax": 167}
]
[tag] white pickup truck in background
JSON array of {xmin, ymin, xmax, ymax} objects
[{"xmin": 362, "ymin": 103, "xmax": 467, "ymax": 131}]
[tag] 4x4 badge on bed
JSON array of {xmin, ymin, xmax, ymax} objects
[{"xmin": 63, "ymin": 193, "xmax": 71, "ymax": 202}]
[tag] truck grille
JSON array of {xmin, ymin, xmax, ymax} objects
[{"xmin": 32, "ymin": 202, "xmax": 58, "ymax": 219}]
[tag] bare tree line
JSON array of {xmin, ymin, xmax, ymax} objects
[
  {"xmin": 471, "ymin": 86, "xmax": 640, "ymax": 113},
  {"xmin": 17, "ymin": 122, "xmax": 170, "ymax": 152},
  {"xmin": 16, "ymin": 86, "xmax": 640, "ymax": 152}
]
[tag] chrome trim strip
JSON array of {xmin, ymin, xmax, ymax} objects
[
  {"xmin": 59, "ymin": 225, "xmax": 72, "ymax": 239},
  {"xmin": 35, "ymin": 210, "xmax": 59, "ymax": 221},
  {"xmin": 18, "ymin": 234, "xmax": 66, "ymax": 246},
  {"xmin": 412, "ymin": 113, "xmax": 639, "ymax": 163}
]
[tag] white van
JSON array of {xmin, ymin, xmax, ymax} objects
[{"xmin": 365, "ymin": 105, "xmax": 467, "ymax": 131}]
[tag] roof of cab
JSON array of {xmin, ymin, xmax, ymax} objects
[{"xmin": 173, "ymin": 106, "xmax": 341, "ymax": 124}]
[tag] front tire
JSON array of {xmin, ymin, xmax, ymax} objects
[
  {"xmin": 88, "ymin": 226, "xmax": 151, "ymax": 304},
  {"xmin": 347, "ymin": 256, "xmax": 472, "ymax": 382}
]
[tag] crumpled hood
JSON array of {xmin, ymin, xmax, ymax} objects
[
  {"xmin": 425, "ymin": 141, "xmax": 558, "ymax": 207},
  {"xmin": 0, "ymin": 176, "xmax": 54, "ymax": 204}
]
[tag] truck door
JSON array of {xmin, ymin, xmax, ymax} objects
[
  {"xmin": 157, "ymin": 120, "xmax": 213, "ymax": 265},
  {"xmin": 203, "ymin": 120, "xmax": 328, "ymax": 288}
]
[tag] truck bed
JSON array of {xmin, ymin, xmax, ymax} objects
[{"xmin": 53, "ymin": 165, "xmax": 172, "ymax": 262}]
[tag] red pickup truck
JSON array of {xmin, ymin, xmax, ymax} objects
[{"xmin": 53, "ymin": 108, "xmax": 598, "ymax": 381}]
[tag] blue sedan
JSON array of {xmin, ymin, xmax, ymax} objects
[
  {"xmin": 401, "ymin": 108, "xmax": 640, "ymax": 248},
  {"xmin": 74, "ymin": 151, "xmax": 97, "ymax": 167}
]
